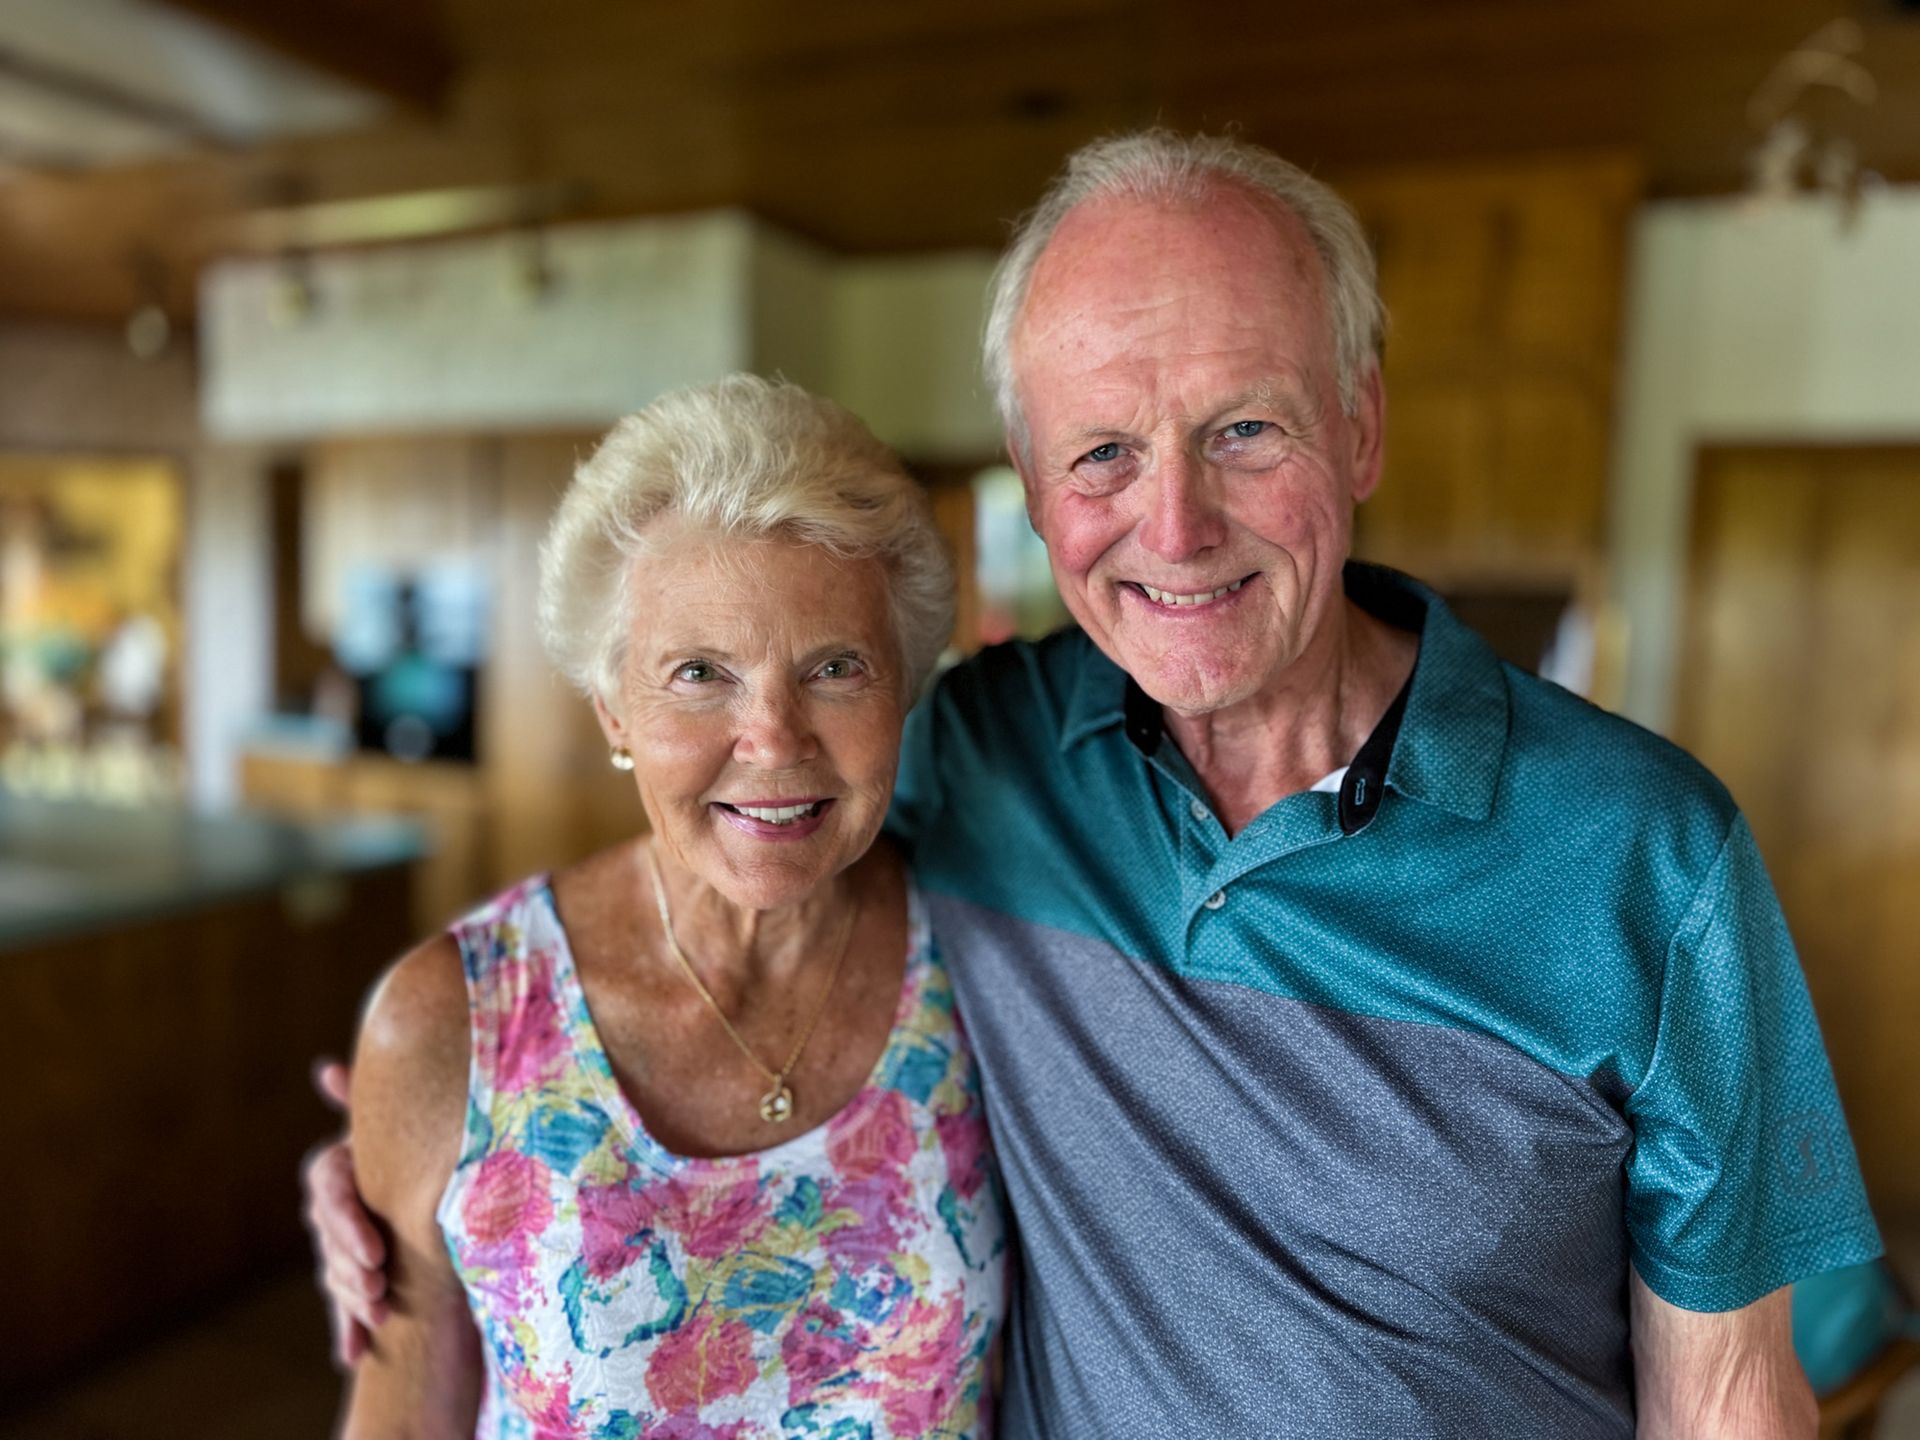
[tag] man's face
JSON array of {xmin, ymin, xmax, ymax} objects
[{"xmin": 1009, "ymin": 184, "xmax": 1383, "ymax": 717}]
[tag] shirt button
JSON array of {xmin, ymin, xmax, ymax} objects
[
  {"xmin": 1189, "ymin": 798, "xmax": 1210, "ymax": 823},
  {"xmin": 1203, "ymin": 889, "xmax": 1227, "ymax": 910}
]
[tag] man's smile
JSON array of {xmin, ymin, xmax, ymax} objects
[{"xmin": 1120, "ymin": 573, "xmax": 1259, "ymax": 612}]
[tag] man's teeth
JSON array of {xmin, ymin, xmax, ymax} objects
[
  {"xmin": 733, "ymin": 802, "xmax": 820, "ymax": 824},
  {"xmin": 1140, "ymin": 578, "xmax": 1247, "ymax": 607}
]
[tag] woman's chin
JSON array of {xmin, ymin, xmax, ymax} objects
[{"xmin": 699, "ymin": 833, "xmax": 874, "ymax": 910}]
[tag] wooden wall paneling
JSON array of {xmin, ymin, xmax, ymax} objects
[
  {"xmin": 0, "ymin": 865, "xmax": 412, "ymax": 1395},
  {"xmin": 1673, "ymin": 451, "xmax": 1822, "ymax": 848},
  {"xmin": 1793, "ymin": 460, "xmax": 1920, "ymax": 1228},
  {"xmin": 1677, "ymin": 445, "xmax": 1920, "ymax": 1225},
  {"xmin": 1485, "ymin": 376, "xmax": 1610, "ymax": 567},
  {"xmin": 300, "ymin": 435, "xmax": 496, "ymax": 637},
  {"xmin": 1367, "ymin": 380, "xmax": 1485, "ymax": 566},
  {"xmin": 1364, "ymin": 188, "xmax": 1499, "ymax": 376},
  {"xmin": 484, "ymin": 432, "xmax": 644, "ymax": 888},
  {"xmin": 914, "ymin": 463, "xmax": 989, "ymax": 657},
  {"xmin": 238, "ymin": 749, "xmax": 483, "ymax": 935},
  {"xmin": 1496, "ymin": 175, "xmax": 1632, "ymax": 367},
  {"xmin": 340, "ymin": 757, "xmax": 489, "ymax": 932},
  {"xmin": 1344, "ymin": 153, "xmax": 1639, "ymax": 583},
  {"xmin": 15, "ymin": 1, "xmax": 1920, "ymax": 325},
  {"xmin": 239, "ymin": 747, "xmax": 349, "ymax": 814}
]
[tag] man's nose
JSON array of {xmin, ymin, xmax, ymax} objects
[
  {"xmin": 734, "ymin": 684, "xmax": 818, "ymax": 768},
  {"xmin": 1139, "ymin": 453, "xmax": 1227, "ymax": 563}
]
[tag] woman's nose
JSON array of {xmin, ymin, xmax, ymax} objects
[{"xmin": 733, "ymin": 686, "xmax": 817, "ymax": 768}]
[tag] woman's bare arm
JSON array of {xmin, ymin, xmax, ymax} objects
[{"xmin": 339, "ymin": 935, "xmax": 483, "ymax": 1439}]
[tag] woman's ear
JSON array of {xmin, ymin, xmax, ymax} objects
[{"xmin": 591, "ymin": 690, "xmax": 625, "ymax": 750}]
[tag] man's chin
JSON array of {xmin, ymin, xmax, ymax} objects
[{"xmin": 1120, "ymin": 648, "xmax": 1269, "ymax": 720}]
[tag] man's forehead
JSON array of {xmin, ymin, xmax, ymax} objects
[
  {"xmin": 1027, "ymin": 184, "xmax": 1322, "ymax": 302},
  {"xmin": 1012, "ymin": 191, "xmax": 1330, "ymax": 372}
]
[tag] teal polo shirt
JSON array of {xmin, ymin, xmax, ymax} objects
[{"xmin": 890, "ymin": 563, "xmax": 1880, "ymax": 1440}]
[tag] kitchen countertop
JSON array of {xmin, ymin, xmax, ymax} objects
[{"xmin": 0, "ymin": 795, "xmax": 425, "ymax": 951}]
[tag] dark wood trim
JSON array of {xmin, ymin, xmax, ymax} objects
[{"xmin": 148, "ymin": 0, "xmax": 454, "ymax": 114}]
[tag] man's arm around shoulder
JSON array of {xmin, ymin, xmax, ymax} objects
[{"xmin": 1631, "ymin": 1266, "xmax": 1816, "ymax": 1439}]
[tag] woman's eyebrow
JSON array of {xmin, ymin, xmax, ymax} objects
[{"xmin": 652, "ymin": 645, "xmax": 738, "ymax": 663}]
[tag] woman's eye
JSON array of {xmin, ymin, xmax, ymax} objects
[
  {"xmin": 816, "ymin": 657, "xmax": 863, "ymax": 680},
  {"xmin": 1228, "ymin": 420, "xmax": 1267, "ymax": 439},
  {"xmin": 1084, "ymin": 442, "xmax": 1123, "ymax": 464},
  {"xmin": 674, "ymin": 661, "xmax": 716, "ymax": 683}
]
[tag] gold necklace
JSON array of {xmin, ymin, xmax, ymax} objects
[{"xmin": 644, "ymin": 844, "xmax": 859, "ymax": 1124}]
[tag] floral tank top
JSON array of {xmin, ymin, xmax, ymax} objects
[{"xmin": 436, "ymin": 875, "xmax": 1007, "ymax": 1440}]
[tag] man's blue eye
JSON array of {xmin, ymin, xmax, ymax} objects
[
  {"xmin": 1085, "ymin": 443, "xmax": 1122, "ymax": 463},
  {"xmin": 1229, "ymin": 420, "xmax": 1266, "ymax": 438}
]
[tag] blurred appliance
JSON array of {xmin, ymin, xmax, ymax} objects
[{"xmin": 336, "ymin": 565, "xmax": 486, "ymax": 763}]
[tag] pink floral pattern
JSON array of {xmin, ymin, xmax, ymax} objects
[{"xmin": 437, "ymin": 877, "xmax": 1005, "ymax": 1439}]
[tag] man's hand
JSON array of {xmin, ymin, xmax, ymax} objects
[
  {"xmin": 303, "ymin": 1058, "xmax": 390, "ymax": 1367},
  {"xmin": 1631, "ymin": 1267, "xmax": 1818, "ymax": 1439}
]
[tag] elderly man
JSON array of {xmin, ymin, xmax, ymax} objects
[{"xmin": 310, "ymin": 132, "xmax": 1880, "ymax": 1437}]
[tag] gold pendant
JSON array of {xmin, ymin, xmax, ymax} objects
[{"xmin": 759, "ymin": 1084, "xmax": 795, "ymax": 1124}]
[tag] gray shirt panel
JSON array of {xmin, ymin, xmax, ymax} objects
[{"xmin": 935, "ymin": 895, "xmax": 1636, "ymax": 1440}]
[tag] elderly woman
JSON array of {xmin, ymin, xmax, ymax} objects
[{"xmin": 338, "ymin": 375, "xmax": 1004, "ymax": 1438}]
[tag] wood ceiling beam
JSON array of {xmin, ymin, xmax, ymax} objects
[{"xmin": 147, "ymin": 0, "xmax": 455, "ymax": 114}]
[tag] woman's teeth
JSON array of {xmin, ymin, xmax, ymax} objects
[
  {"xmin": 729, "ymin": 802, "xmax": 821, "ymax": 825},
  {"xmin": 1139, "ymin": 578, "xmax": 1247, "ymax": 607}
]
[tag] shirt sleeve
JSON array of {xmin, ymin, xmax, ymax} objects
[{"xmin": 1623, "ymin": 812, "xmax": 1883, "ymax": 1312}]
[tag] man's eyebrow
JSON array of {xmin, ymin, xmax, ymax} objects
[
  {"xmin": 1067, "ymin": 423, "xmax": 1138, "ymax": 444},
  {"xmin": 1217, "ymin": 380, "xmax": 1279, "ymax": 413},
  {"xmin": 1208, "ymin": 378, "xmax": 1322, "ymax": 429},
  {"xmin": 1041, "ymin": 424, "xmax": 1139, "ymax": 463}
]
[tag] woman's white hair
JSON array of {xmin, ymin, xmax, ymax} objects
[
  {"xmin": 982, "ymin": 128, "xmax": 1387, "ymax": 452},
  {"xmin": 537, "ymin": 374, "xmax": 954, "ymax": 705}
]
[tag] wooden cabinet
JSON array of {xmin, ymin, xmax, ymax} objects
[
  {"xmin": 1340, "ymin": 153, "xmax": 1640, "ymax": 585},
  {"xmin": 241, "ymin": 751, "xmax": 488, "ymax": 933},
  {"xmin": 481, "ymin": 435, "xmax": 647, "ymax": 888},
  {"xmin": 0, "ymin": 863, "xmax": 413, "ymax": 1395}
]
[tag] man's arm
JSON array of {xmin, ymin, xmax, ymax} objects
[
  {"xmin": 1630, "ymin": 1266, "xmax": 1816, "ymax": 1440},
  {"xmin": 338, "ymin": 936, "xmax": 483, "ymax": 1439},
  {"xmin": 304, "ymin": 1059, "xmax": 389, "ymax": 1366}
]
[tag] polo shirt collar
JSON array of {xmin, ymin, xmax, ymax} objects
[
  {"xmin": 1059, "ymin": 637, "xmax": 1133, "ymax": 751},
  {"xmin": 1358, "ymin": 564, "xmax": 1508, "ymax": 822},
  {"xmin": 1059, "ymin": 561, "xmax": 1509, "ymax": 822}
]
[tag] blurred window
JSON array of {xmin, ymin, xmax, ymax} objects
[{"xmin": 972, "ymin": 465, "xmax": 1071, "ymax": 646}]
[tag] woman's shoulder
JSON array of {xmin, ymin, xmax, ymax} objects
[
  {"xmin": 350, "ymin": 932, "xmax": 472, "ymax": 1220},
  {"xmin": 359, "ymin": 932, "xmax": 470, "ymax": 1070}
]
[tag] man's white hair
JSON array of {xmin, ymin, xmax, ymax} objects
[
  {"xmin": 537, "ymin": 373, "xmax": 954, "ymax": 706},
  {"xmin": 981, "ymin": 129, "xmax": 1388, "ymax": 451}
]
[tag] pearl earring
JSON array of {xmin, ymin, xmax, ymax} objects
[{"xmin": 609, "ymin": 746, "xmax": 635, "ymax": 772}]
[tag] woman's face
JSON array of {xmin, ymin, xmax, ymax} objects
[{"xmin": 598, "ymin": 525, "xmax": 910, "ymax": 912}]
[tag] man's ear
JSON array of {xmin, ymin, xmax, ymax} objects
[
  {"xmin": 1348, "ymin": 363, "xmax": 1387, "ymax": 504},
  {"xmin": 1007, "ymin": 429, "xmax": 1042, "ymax": 526}
]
